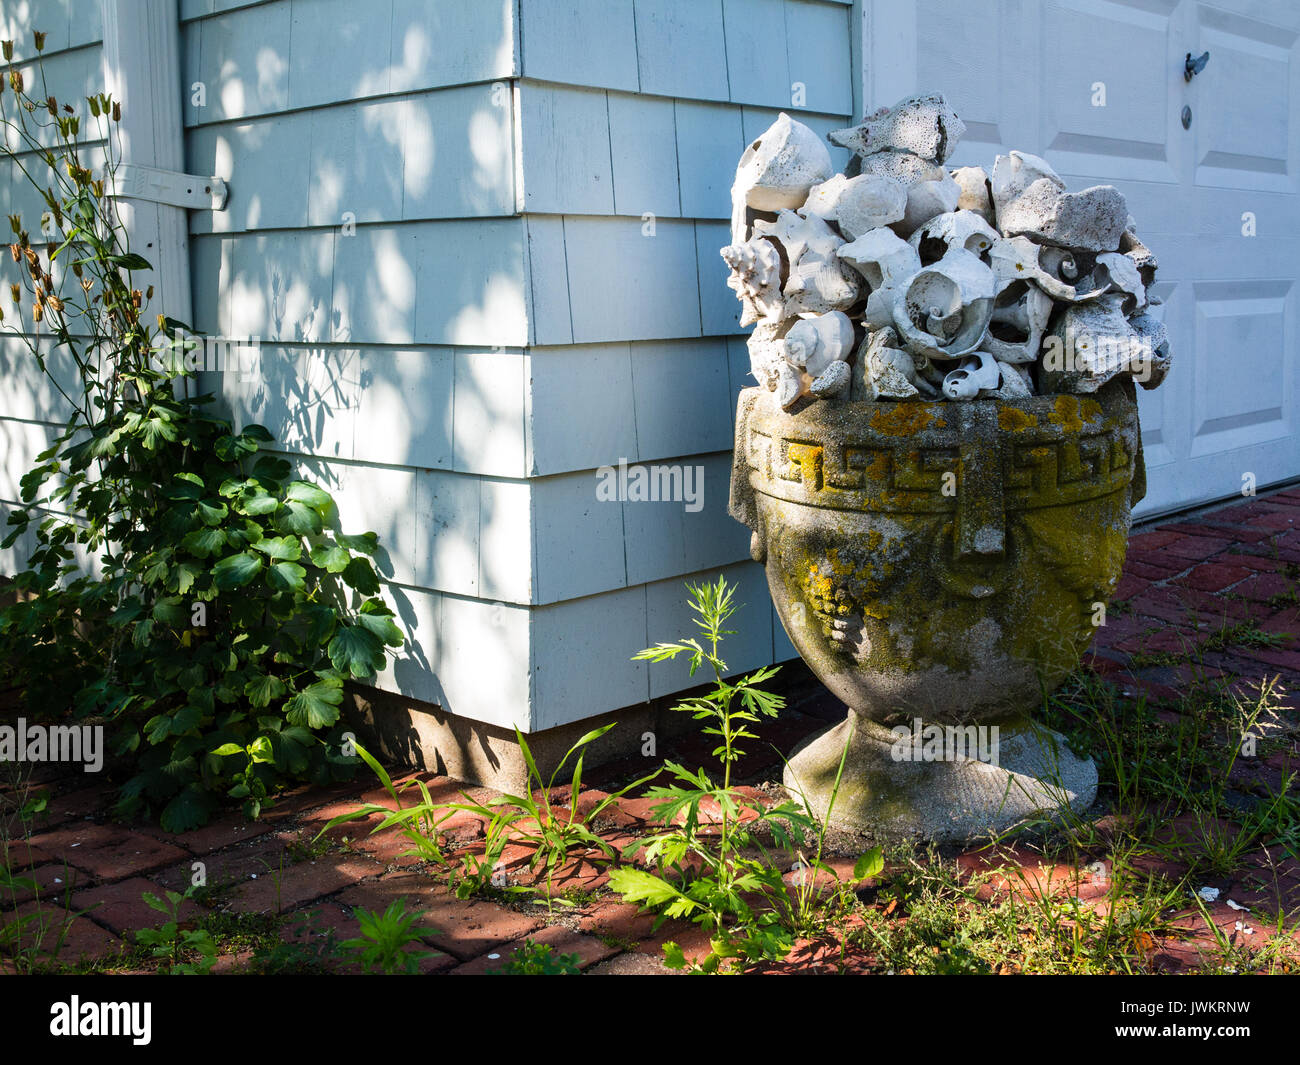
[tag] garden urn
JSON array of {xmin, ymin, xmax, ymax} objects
[{"xmin": 729, "ymin": 379, "xmax": 1146, "ymax": 840}]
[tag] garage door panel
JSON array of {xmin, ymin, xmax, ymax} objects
[
  {"xmin": 1041, "ymin": 0, "xmax": 1181, "ymax": 184},
  {"xmin": 1188, "ymin": 280, "xmax": 1293, "ymax": 456},
  {"xmin": 1194, "ymin": 7, "xmax": 1299, "ymax": 193}
]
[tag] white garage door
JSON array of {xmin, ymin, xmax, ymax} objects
[{"xmin": 861, "ymin": 0, "xmax": 1300, "ymax": 517}]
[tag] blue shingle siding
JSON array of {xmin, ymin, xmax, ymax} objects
[{"xmin": 0, "ymin": 0, "xmax": 854, "ymax": 730}]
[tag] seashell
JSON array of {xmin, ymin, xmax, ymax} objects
[
  {"xmin": 891, "ymin": 174, "xmax": 961, "ymax": 237},
  {"xmin": 893, "ymin": 248, "xmax": 996, "ymax": 362},
  {"xmin": 1091, "ymin": 251, "xmax": 1146, "ymax": 314},
  {"xmin": 802, "ymin": 173, "xmax": 908, "ymax": 239},
  {"xmin": 1119, "ymin": 228, "xmax": 1158, "ymax": 291},
  {"xmin": 784, "ymin": 258, "xmax": 861, "ymax": 316},
  {"xmin": 721, "ymin": 238, "xmax": 784, "ymax": 326},
  {"xmin": 775, "ymin": 361, "xmax": 805, "ymax": 410},
  {"xmin": 980, "ymin": 280, "xmax": 1053, "ymax": 364},
  {"xmin": 754, "ymin": 210, "xmax": 862, "ymax": 316},
  {"xmin": 853, "ymin": 325, "xmax": 934, "ymax": 400},
  {"xmin": 731, "ymin": 112, "xmax": 833, "ymax": 243},
  {"xmin": 910, "ymin": 210, "xmax": 1000, "ymax": 265},
  {"xmin": 1127, "ymin": 312, "xmax": 1171, "ymax": 390},
  {"xmin": 988, "ymin": 360, "xmax": 1034, "ymax": 398},
  {"xmin": 990, "ymin": 151, "xmax": 1064, "ymax": 220},
  {"xmin": 1039, "ymin": 293, "xmax": 1159, "ymax": 393},
  {"xmin": 839, "ymin": 226, "xmax": 921, "ymax": 290},
  {"xmin": 746, "ymin": 318, "xmax": 792, "ymax": 391},
  {"xmin": 942, "ymin": 350, "xmax": 1000, "ymax": 400},
  {"xmin": 988, "ymin": 237, "xmax": 1106, "ymax": 303},
  {"xmin": 809, "ymin": 358, "xmax": 852, "ymax": 399},
  {"xmin": 801, "ymin": 174, "xmax": 851, "ymax": 219},
  {"xmin": 828, "ymin": 93, "xmax": 966, "ymax": 164},
  {"xmin": 951, "ymin": 166, "xmax": 993, "ymax": 224},
  {"xmin": 855, "ymin": 150, "xmax": 945, "ymax": 188},
  {"xmin": 753, "ymin": 209, "xmax": 841, "ymax": 265},
  {"xmin": 996, "ymin": 169, "xmax": 1129, "ymax": 253},
  {"xmin": 783, "ymin": 311, "xmax": 855, "ymax": 376}
]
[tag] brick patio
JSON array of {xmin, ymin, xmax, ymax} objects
[{"xmin": 2, "ymin": 486, "xmax": 1299, "ymax": 975}]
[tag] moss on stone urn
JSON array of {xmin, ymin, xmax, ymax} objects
[{"xmin": 730, "ymin": 378, "xmax": 1146, "ymax": 841}]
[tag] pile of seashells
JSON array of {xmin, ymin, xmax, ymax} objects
[{"xmin": 722, "ymin": 93, "xmax": 1171, "ymax": 409}]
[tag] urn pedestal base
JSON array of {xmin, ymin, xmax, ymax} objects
[
  {"xmin": 780, "ymin": 712, "xmax": 1097, "ymax": 847},
  {"xmin": 783, "ymin": 714, "xmax": 1097, "ymax": 843}
]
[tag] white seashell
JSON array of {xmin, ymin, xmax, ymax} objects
[
  {"xmin": 754, "ymin": 210, "xmax": 861, "ymax": 316},
  {"xmin": 910, "ymin": 210, "xmax": 1000, "ymax": 264},
  {"xmin": 855, "ymin": 150, "xmax": 945, "ymax": 188},
  {"xmin": 839, "ymin": 226, "xmax": 921, "ymax": 290},
  {"xmin": 784, "ymin": 311, "xmax": 855, "ymax": 376},
  {"xmin": 721, "ymin": 238, "xmax": 784, "ymax": 326},
  {"xmin": 809, "ymin": 358, "xmax": 852, "ymax": 399},
  {"xmin": 981, "ymin": 280, "xmax": 1053, "ymax": 364},
  {"xmin": 950, "ymin": 166, "xmax": 993, "ymax": 224},
  {"xmin": 802, "ymin": 174, "xmax": 908, "ymax": 239},
  {"xmin": 828, "ymin": 93, "xmax": 966, "ymax": 164},
  {"xmin": 942, "ymin": 350, "xmax": 1000, "ymax": 399},
  {"xmin": 854, "ymin": 326, "xmax": 933, "ymax": 400},
  {"xmin": 989, "ymin": 360, "xmax": 1034, "ymax": 398},
  {"xmin": 1120, "ymin": 228, "xmax": 1158, "ymax": 290},
  {"xmin": 893, "ymin": 248, "xmax": 995, "ymax": 362},
  {"xmin": 988, "ymin": 237, "xmax": 1107, "ymax": 303},
  {"xmin": 753, "ymin": 209, "xmax": 842, "ymax": 266},
  {"xmin": 1127, "ymin": 312, "xmax": 1171, "ymax": 390},
  {"xmin": 784, "ymin": 258, "xmax": 861, "ymax": 316},
  {"xmin": 1092, "ymin": 251, "xmax": 1146, "ymax": 314},
  {"xmin": 800, "ymin": 174, "xmax": 852, "ymax": 219},
  {"xmin": 746, "ymin": 318, "xmax": 791, "ymax": 391},
  {"xmin": 775, "ymin": 361, "xmax": 805, "ymax": 409},
  {"xmin": 990, "ymin": 151, "xmax": 1064, "ymax": 220},
  {"xmin": 731, "ymin": 112, "xmax": 833, "ymax": 243},
  {"xmin": 891, "ymin": 174, "xmax": 961, "ymax": 238},
  {"xmin": 1040, "ymin": 294, "xmax": 1160, "ymax": 393},
  {"xmin": 996, "ymin": 174, "xmax": 1129, "ymax": 253}
]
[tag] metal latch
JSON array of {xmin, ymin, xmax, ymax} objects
[{"xmin": 109, "ymin": 164, "xmax": 228, "ymax": 211}]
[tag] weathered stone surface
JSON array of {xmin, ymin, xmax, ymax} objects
[
  {"xmin": 730, "ymin": 380, "xmax": 1146, "ymax": 838},
  {"xmin": 783, "ymin": 717, "xmax": 1097, "ymax": 842}
]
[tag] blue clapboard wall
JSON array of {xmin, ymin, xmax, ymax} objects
[{"xmin": 1, "ymin": 0, "xmax": 856, "ymax": 733}]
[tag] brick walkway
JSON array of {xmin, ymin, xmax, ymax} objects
[{"xmin": 2, "ymin": 486, "xmax": 1298, "ymax": 975}]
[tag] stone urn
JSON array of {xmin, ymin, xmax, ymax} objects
[{"xmin": 730, "ymin": 378, "xmax": 1146, "ymax": 841}]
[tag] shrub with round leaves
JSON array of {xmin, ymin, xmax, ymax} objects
[{"xmin": 0, "ymin": 51, "xmax": 402, "ymax": 830}]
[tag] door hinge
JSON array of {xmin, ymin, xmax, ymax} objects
[{"xmin": 108, "ymin": 164, "xmax": 228, "ymax": 211}]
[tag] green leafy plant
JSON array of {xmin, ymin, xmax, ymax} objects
[
  {"xmin": 487, "ymin": 938, "xmax": 581, "ymax": 974},
  {"xmin": 339, "ymin": 898, "xmax": 436, "ymax": 974},
  {"xmin": 449, "ymin": 723, "xmax": 659, "ymax": 907},
  {"xmin": 134, "ymin": 887, "xmax": 218, "ymax": 974},
  {"xmin": 0, "ymin": 38, "xmax": 401, "ymax": 829},
  {"xmin": 315, "ymin": 741, "xmax": 453, "ymax": 866},
  {"xmin": 609, "ymin": 575, "xmax": 816, "ymax": 972}
]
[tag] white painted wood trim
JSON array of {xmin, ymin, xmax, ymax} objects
[{"xmin": 100, "ymin": 0, "xmax": 193, "ymax": 326}]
